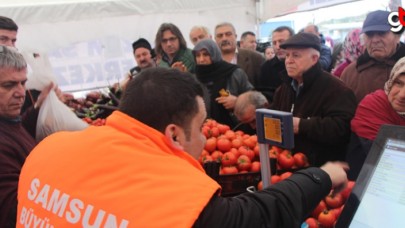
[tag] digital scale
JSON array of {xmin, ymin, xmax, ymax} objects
[{"xmin": 255, "ymin": 108, "xmax": 294, "ymax": 188}]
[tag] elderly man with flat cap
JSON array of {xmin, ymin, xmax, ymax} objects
[
  {"xmin": 270, "ymin": 32, "xmax": 357, "ymax": 167},
  {"xmin": 341, "ymin": 10, "xmax": 405, "ymax": 103}
]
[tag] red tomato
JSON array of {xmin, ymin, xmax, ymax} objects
[
  {"xmin": 239, "ymin": 146, "xmax": 255, "ymax": 161},
  {"xmin": 325, "ymin": 192, "xmax": 344, "ymax": 209},
  {"xmin": 243, "ymin": 137, "xmax": 256, "ymax": 149},
  {"xmin": 210, "ymin": 150, "xmax": 223, "ymax": 162},
  {"xmin": 271, "ymin": 175, "xmax": 281, "ymax": 184},
  {"xmin": 221, "ymin": 166, "xmax": 238, "ymax": 175},
  {"xmin": 268, "ymin": 148, "xmax": 278, "ymax": 159},
  {"xmin": 235, "ymin": 130, "xmax": 245, "ymax": 136},
  {"xmin": 280, "ymin": 171, "xmax": 292, "ymax": 180},
  {"xmin": 250, "ymin": 161, "xmax": 261, "ymax": 172},
  {"xmin": 311, "ymin": 200, "xmax": 327, "ymax": 218},
  {"xmin": 229, "ymin": 147, "xmax": 240, "ymax": 158},
  {"xmin": 237, "ymin": 154, "xmax": 252, "ymax": 171},
  {"xmin": 224, "ymin": 130, "xmax": 236, "ymax": 140},
  {"xmin": 221, "ymin": 152, "xmax": 237, "ymax": 166},
  {"xmin": 253, "ymin": 144, "xmax": 260, "ymax": 158},
  {"xmin": 202, "ymin": 125, "xmax": 211, "ymax": 138},
  {"xmin": 305, "ymin": 217, "xmax": 319, "ymax": 228},
  {"xmin": 231, "ymin": 138, "xmax": 243, "ymax": 149},
  {"xmin": 204, "ymin": 137, "xmax": 217, "ymax": 152},
  {"xmin": 200, "ymin": 154, "xmax": 213, "ymax": 164},
  {"xmin": 278, "ymin": 152, "xmax": 295, "ymax": 169},
  {"xmin": 210, "ymin": 127, "xmax": 220, "ymax": 138},
  {"xmin": 257, "ymin": 180, "xmax": 263, "ymax": 190},
  {"xmin": 317, "ymin": 210, "xmax": 336, "ymax": 228},
  {"xmin": 330, "ymin": 206, "xmax": 343, "ymax": 220},
  {"xmin": 217, "ymin": 124, "xmax": 230, "ymax": 134},
  {"xmin": 217, "ymin": 138, "xmax": 232, "ymax": 152},
  {"xmin": 293, "ymin": 152, "xmax": 308, "ymax": 168},
  {"xmin": 340, "ymin": 180, "xmax": 355, "ymax": 200}
]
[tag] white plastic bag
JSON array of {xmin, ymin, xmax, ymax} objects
[
  {"xmin": 22, "ymin": 51, "xmax": 88, "ymax": 141},
  {"xmin": 36, "ymin": 90, "xmax": 88, "ymax": 142}
]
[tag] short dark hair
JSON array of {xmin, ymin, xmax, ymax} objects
[
  {"xmin": 272, "ymin": 26, "xmax": 295, "ymax": 37},
  {"xmin": 119, "ymin": 68, "xmax": 204, "ymax": 138},
  {"xmin": 0, "ymin": 16, "xmax": 18, "ymax": 31},
  {"xmin": 241, "ymin": 31, "xmax": 256, "ymax": 40},
  {"xmin": 155, "ymin": 23, "xmax": 187, "ymax": 56}
]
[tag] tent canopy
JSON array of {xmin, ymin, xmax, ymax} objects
[{"xmin": 0, "ymin": 0, "xmax": 372, "ymax": 92}]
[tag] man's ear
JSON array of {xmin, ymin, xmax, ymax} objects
[{"xmin": 164, "ymin": 124, "xmax": 184, "ymax": 150}]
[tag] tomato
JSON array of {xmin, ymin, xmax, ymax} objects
[
  {"xmin": 217, "ymin": 138, "xmax": 232, "ymax": 152},
  {"xmin": 340, "ymin": 180, "xmax": 355, "ymax": 200},
  {"xmin": 221, "ymin": 151, "xmax": 237, "ymax": 166},
  {"xmin": 235, "ymin": 130, "xmax": 245, "ymax": 136},
  {"xmin": 278, "ymin": 152, "xmax": 295, "ymax": 169},
  {"xmin": 271, "ymin": 145, "xmax": 284, "ymax": 154},
  {"xmin": 210, "ymin": 127, "xmax": 220, "ymax": 138},
  {"xmin": 221, "ymin": 166, "xmax": 238, "ymax": 175},
  {"xmin": 250, "ymin": 161, "xmax": 261, "ymax": 172},
  {"xmin": 200, "ymin": 154, "xmax": 213, "ymax": 164},
  {"xmin": 210, "ymin": 150, "xmax": 223, "ymax": 162},
  {"xmin": 204, "ymin": 137, "xmax": 217, "ymax": 152},
  {"xmin": 229, "ymin": 147, "xmax": 240, "ymax": 158},
  {"xmin": 239, "ymin": 146, "xmax": 255, "ymax": 161},
  {"xmin": 279, "ymin": 171, "xmax": 292, "ymax": 180},
  {"xmin": 271, "ymin": 175, "xmax": 281, "ymax": 184},
  {"xmin": 243, "ymin": 137, "xmax": 256, "ymax": 149},
  {"xmin": 217, "ymin": 124, "xmax": 230, "ymax": 134},
  {"xmin": 253, "ymin": 144, "xmax": 260, "ymax": 158},
  {"xmin": 293, "ymin": 152, "xmax": 308, "ymax": 168},
  {"xmin": 237, "ymin": 154, "xmax": 252, "ymax": 171},
  {"xmin": 202, "ymin": 125, "xmax": 211, "ymax": 138},
  {"xmin": 311, "ymin": 200, "xmax": 327, "ymax": 218},
  {"xmin": 305, "ymin": 217, "xmax": 319, "ymax": 228},
  {"xmin": 324, "ymin": 192, "xmax": 344, "ymax": 209},
  {"xmin": 268, "ymin": 148, "xmax": 278, "ymax": 159},
  {"xmin": 224, "ymin": 130, "xmax": 236, "ymax": 140},
  {"xmin": 231, "ymin": 138, "xmax": 243, "ymax": 149},
  {"xmin": 330, "ymin": 206, "xmax": 343, "ymax": 220},
  {"xmin": 257, "ymin": 180, "xmax": 263, "ymax": 190},
  {"xmin": 317, "ymin": 209, "xmax": 336, "ymax": 228}
]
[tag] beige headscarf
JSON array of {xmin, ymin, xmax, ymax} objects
[{"xmin": 384, "ymin": 56, "xmax": 405, "ymax": 116}]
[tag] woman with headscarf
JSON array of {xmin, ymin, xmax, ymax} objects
[
  {"xmin": 332, "ymin": 28, "xmax": 365, "ymax": 77},
  {"xmin": 193, "ymin": 39, "xmax": 253, "ymax": 129},
  {"xmin": 346, "ymin": 56, "xmax": 405, "ymax": 180}
]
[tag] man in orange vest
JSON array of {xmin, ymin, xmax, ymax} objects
[{"xmin": 17, "ymin": 68, "xmax": 348, "ymax": 227}]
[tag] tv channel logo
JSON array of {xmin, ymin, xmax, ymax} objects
[{"xmin": 389, "ymin": 7, "xmax": 405, "ymax": 33}]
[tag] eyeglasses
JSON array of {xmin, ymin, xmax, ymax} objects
[{"xmin": 162, "ymin": 36, "xmax": 178, "ymax": 44}]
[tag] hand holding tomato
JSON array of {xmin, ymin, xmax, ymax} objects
[{"xmin": 320, "ymin": 161, "xmax": 349, "ymax": 193}]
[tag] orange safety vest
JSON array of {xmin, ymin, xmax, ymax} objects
[{"xmin": 17, "ymin": 111, "xmax": 220, "ymax": 228}]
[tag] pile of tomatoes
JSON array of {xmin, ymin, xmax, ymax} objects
[
  {"xmin": 82, "ymin": 117, "xmax": 106, "ymax": 126},
  {"xmin": 199, "ymin": 119, "xmax": 310, "ymax": 175},
  {"xmin": 304, "ymin": 181, "xmax": 356, "ymax": 228}
]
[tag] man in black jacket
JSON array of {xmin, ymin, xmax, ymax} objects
[
  {"xmin": 257, "ymin": 26, "xmax": 294, "ymax": 103},
  {"xmin": 271, "ymin": 32, "xmax": 357, "ymax": 167}
]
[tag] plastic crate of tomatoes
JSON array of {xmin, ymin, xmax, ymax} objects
[{"xmin": 200, "ymin": 119, "xmax": 310, "ymax": 196}]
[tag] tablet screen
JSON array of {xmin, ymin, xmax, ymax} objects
[{"xmin": 348, "ymin": 138, "xmax": 405, "ymax": 227}]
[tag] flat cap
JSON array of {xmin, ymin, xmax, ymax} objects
[{"xmin": 280, "ymin": 32, "xmax": 321, "ymax": 52}]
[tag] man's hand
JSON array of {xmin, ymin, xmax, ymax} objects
[
  {"xmin": 293, "ymin": 117, "xmax": 300, "ymax": 134},
  {"xmin": 35, "ymin": 82, "xmax": 65, "ymax": 109},
  {"xmin": 216, "ymin": 94, "xmax": 237, "ymax": 110},
  {"xmin": 171, "ymin": 61, "xmax": 187, "ymax": 72},
  {"xmin": 320, "ymin": 161, "xmax": 349, "ymax": 194}
]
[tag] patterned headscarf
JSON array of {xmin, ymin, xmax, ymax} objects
[
  {"xmin": 343, "ymin": 28, "xmax": 364, "ymax": 63},
  {"xmin": 384, "ymin": 56, "xmax": 405, "ymax": 116}
]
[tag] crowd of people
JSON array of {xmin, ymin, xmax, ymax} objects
[{"xmin": 1, "ymin": 8, "xmax": 405, "ymax": 227}]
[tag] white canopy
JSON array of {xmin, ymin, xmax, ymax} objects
[{"xmin": 0, "ymin": 0, "xmax": 378, "ymax": 91}]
